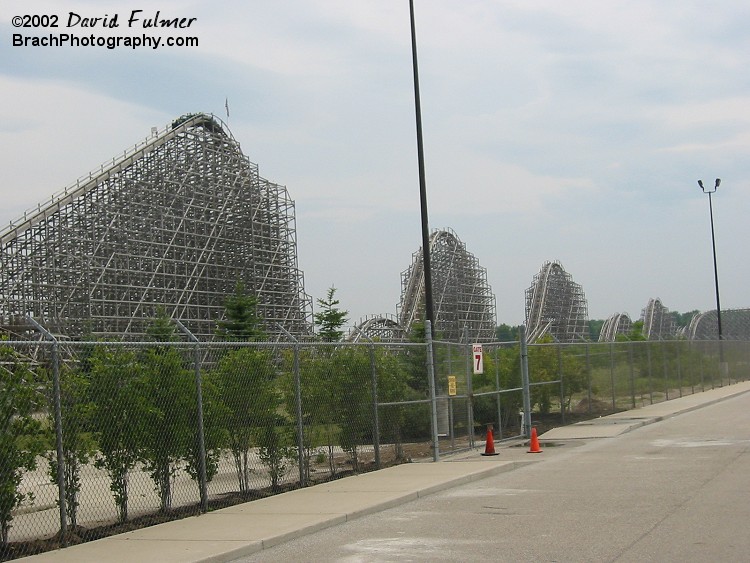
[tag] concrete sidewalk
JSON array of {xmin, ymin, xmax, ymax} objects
[
  {"xmin": 25, "ymin": 380, "xmax": 750, "ymax": 563},
  {"xmin": 541, "ymin": 380, "xmax": 750, "ymax": 439}
]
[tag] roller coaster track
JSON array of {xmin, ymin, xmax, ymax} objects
[
  {"xmin": 396, "ymin": 228, "xmax": 496, "ymax": 343},
  {"xmin": 348, "ymin": 315, "xmax": 404, "ymax": 343},
  {"xmin": 0, "ymin": 113, "xmax": 312, "ymax": 340},
  {"xmin": 525, "ymin": 260, "xmax": 588, "ymax": 343},
  {"xmin": 598, "ymin": 312, "xmax": 633, "ymax": 342},
  {"xmin": 640, "ymin": 298, "xmax": 676, "ymax": 340},
  {"xmin": 681, "ymin": 308, "xmax": 750, "ymax": 340}
]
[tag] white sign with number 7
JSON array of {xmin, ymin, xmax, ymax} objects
[{"xmin": 472, "ymin": 343, "xmax": 483, "ymax": 374}]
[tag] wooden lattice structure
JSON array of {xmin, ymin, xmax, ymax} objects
[
  {"xmin": 682, "ymin": 308, "xmax": 750, "ymax": 340},
  {"xmin": 640, "ymin": 298, "xmax": 677, "ymax": 341},
  {"xmin": 598, "ymin": 312, "xmax": 633, "ymax": 342},
  {"xmin": 0, "ymin": 113, "xmax": 312, "ymax": 339},
  {"xmin": 348, "ymin": 315, "xmax": 405, "ymax": 343},
  {"xmin": 525, "ymin": 260, "xmax": 588, "ymax": 343},
  {"xmin": 398, "ymin": 228, "xmax": 496, "ymax": 343}
]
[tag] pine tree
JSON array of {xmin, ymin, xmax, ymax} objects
[
  {"xmin": 314, "ymin": 287, "xmax": 348, "ymax": 342},
  {"xmin": 146, "ymin": 305, "xmax": 179, "ymax": 343},
  {"xmin": 216, "ymin": 281, "xmax": 265, "ymax": 341}
]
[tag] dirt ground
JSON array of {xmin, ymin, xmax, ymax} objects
[{"xmin": 1, "ymin": 452, "xmax": 416, "ymax": 561}]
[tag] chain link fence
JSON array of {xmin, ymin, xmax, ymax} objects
[
  {"xmin": 0, "ymin": 333, "xmax": 432, "ymax": 559},
  {"xmin": 430, "ymin": 334, "xmax": 749, "ymax": 456},
  {"xmin": 1, "ymin": 325, "xmax": 748, "ymax": 559}
]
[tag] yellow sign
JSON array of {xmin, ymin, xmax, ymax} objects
[{"xmin": 447, "ymin": 375, "xmax": 457, "ymax": 396}]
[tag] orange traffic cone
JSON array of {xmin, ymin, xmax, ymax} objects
[
  {"xmin": 481, "ymin": 426, "xmax": 499, "ymax": 456},
  {"xmin": 527, "ymin": 427, "xmax": 542, "ymax": 453}
]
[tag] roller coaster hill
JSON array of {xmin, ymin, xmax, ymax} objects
[{"xmin": 0, "ymin": 113, "xmax": 312, "ymax": 341}]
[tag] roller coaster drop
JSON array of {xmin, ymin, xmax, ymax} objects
[
  {"xmin": 524, "ymin": 260, "xmax": 589, "ymax": 343},
  {"xmin": 352, "ymin": 229, "xmax": 497, "ymax": 343}
]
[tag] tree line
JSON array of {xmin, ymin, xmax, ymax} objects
[{"xmin": 0, "ymin": 285, "xmax": 422, "ymax": 549}]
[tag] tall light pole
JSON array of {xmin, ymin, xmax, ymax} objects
[
  {"xmin": 698, "ymin": 178, "xmax": 723, "ymax": 341},
  {"xmin": 409, "ymin": 1, "xmax": 441, "ymax": 458},
  {"xmin": 698, "ymin": 178, "xmax": 726, "ymax": 378},
  {"xmin": 409, "ymin": 0, "xmax": 435, "ymax": 330}
]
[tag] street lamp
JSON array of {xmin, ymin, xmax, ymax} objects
[
  {"xmin": 698, "ymin": 178, "xmax": 726, "ymax": 377},
  {"xmin": 697, "ymin": 178, "xmax": 722, "ymax": 340}
]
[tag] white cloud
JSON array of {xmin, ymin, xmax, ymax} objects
[{"xmin": 0, "ymin": 76, "xmax": 166, "ymax": 224}]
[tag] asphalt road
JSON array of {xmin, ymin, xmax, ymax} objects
[{"xmin": 235, "ymin": 392, "xmax": 750, "ymax": 562}]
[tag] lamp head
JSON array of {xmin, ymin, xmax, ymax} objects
[
  {"xmin": 715, "ymin": 178, "xmax": 721, "ymax": 189},
  {"xmin": 698, "ymin": 180, "xmax": 705, "ymax": 190}
]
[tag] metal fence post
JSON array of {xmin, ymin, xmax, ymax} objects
[
  {"xmin": 463, "ymin": 327, "xmax": 475, "ymax": 449},
  {"xmin": 557, "ymin": 344, "xmax": 565, "ymax": 424},
  {"xmin": 722, "ymin": 343, "xmax": 739, "ymax": 385},
  {"xmin": 659, "ymin": 340, "xmax": 669, "ymax": 401},
  {"xmin": 293, "ymin": 341, "xmax": 304, "ymax": 485},
  {"xmin": 609, "ymin": 342, "xmax": 616, "ymax": 411},
  {"xmin": 368, "ymin": 341, "xmax": 381, "ymax": 469},
  {"xmin": 646, "ymin": 342, "xmax": 654, "ymax": 404},
  {"xmin": 27, "ymin": 317, "xmax": 67, "ymax": 543},
  {"xmin": 676, "ymin": 341, "xmax": 683, "ymax": 397},
  {"xmin": 173, "ymin": 319, "xmax": 208, "ymax": 512},
  {"xmin": 277, "ymin": 324, "xmax": 305, "ymax": 486},
  {"xmin": 51, "ymin": 340, "xmax": 67, "ymax": 542},
  {"xmin": 494, "ymin": 346, "xmax": 502, "ymax": 438},
  {"xmin": 628, "ymin": 341, "xmax": 636, "ymax": 408},
  {"xmin": 193, "ymin": 342, "xmax": 208, "ymax": 512},
  {"xmin": 689, "ymin": 341, "xmax": 697, "ymax": 393},
  {"xmin": 352, "ymin": 327, "xmax": 381, "ymax": 470},
  {"xmin": 446, "ymin": 340, "xmax": 454, "ymax": 447},
  {"xmin": 585, "ymin": 342, "xmax": 592, "ymax": 415},
  {"xmin": 519, "ymin": 325, "xmax": 532, "ymax": 439},
  {"xmin": 425, "ymin": 321, "xmax": 440, "ymax": 461}
]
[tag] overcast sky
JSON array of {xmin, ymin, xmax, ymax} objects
[{"xmin": 2, "ymin": 1, "xmax": 749, "ymax": 328}]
